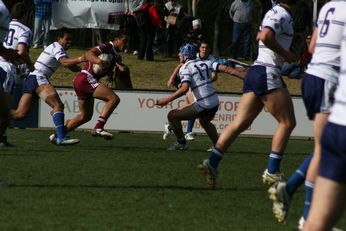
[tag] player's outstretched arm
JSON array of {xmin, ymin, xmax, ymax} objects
[
  {"xmin": 59, "ymin": 55, "xmax": 85, "ymax": 70},
  {"xmin": 167, "ymin": 63, "xmax": 183, "ymax": 88},
  {"xmin": 217, "ymin": 64, "xmax": 247, "ymax": 79},
  {"xmin": 156, "ymin": 82, "xmax": 189, "ymax": 106}
]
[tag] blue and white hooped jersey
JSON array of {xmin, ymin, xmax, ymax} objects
[
  {"xmin": 329, "ymin": 23, "xmax": 346, "ymax": 126},
  {"xmin": 0, "ymin": 56, "xmax": 16, "ymax": 93},
  {"xmin": 254, "ymin": 4, "xmax": 294, "ymax": 69},
  {"xmin": 306, "ymin": 1, "xmax": 346, "ymax": 83},
  {"xmin": 3, "ymin": 20, "xmax": 32, "ymax": 50},
  {"xmin": 179, "ymin": 59, "xmax": 219, "ymax": 109},
  {"xmin": 0, "ymin": 0, "xmax": 10, "ymax": 43},
  {"xmin": 31, "ymin": 42, "xmax": 68, "ymax": 79}
]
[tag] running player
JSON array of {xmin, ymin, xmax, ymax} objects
[
  {"xmin": 10, "ymin": 28, "xmax": 85, "ymax": 145},
  {"xmin": 268, "ymin": 1, "xmax": 346, "ymax": 228},
  {"xmin": 303, "ymin": 11, "xmax": 346, "ymax": 231},
  {"xmin": 198, "ymin": 0, "xmax": 297, "ymax": 189},
  {"xmin": 60, "ymin": 34, "xmax": 128, "ymax": 140},
  {"xmin": 1, "ymin": 2, "xmax": 34, "ymax": 146}
]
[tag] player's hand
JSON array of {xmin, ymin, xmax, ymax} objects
[
  {"xmin": 156, "ymin": 98, "xmax": 169, "ymax": 107},
  {"xmin": 78, "ymin": 55, "xmax": 86, "ymax": 63}
]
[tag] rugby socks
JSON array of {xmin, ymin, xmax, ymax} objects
[
  {"xmin": 267, "ymin": 151, "xmax": 283, "ymax": 173},
  {"xmin": 186, "ymin": 119, "xmax": 195, "ymax": 133},
  {"xmin": 52, "ymin": 111, "xmax": 65, "ymax": 139},
  {"xmin": 209, "ymin": 147, "xmax": 223, "ymax": 169},
  {"xmin": 286, "ymin": 154, "xmax": 312, "ymax": 195},
  {"xmin": 95, "ymin": 116, "xmax": 107, "ymax": 130},
  {"xmin": 303, "ymin": 180, "xmax": 314, "ymax": 219}
]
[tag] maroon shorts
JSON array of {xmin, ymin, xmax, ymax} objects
[{"xmin": 73, "ymin": 72, "xmax": 100, "ymax": 100}]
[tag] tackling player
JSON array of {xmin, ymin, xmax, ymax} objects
[
  {"xmin": 156, "ymin": 43, "xmax": 245, "ymax": 151},
  {"xmin": 10, "ymin": 28, "xmax": 85, "ymax": 145}
]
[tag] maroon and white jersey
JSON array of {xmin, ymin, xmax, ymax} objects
[{"xmin": 82, "ymin": 41, "xmax": 121, "ymax": 80}]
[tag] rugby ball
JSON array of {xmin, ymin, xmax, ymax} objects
[{"xmin": 93, "ymin": 53, "xmax": 111, "ymax": 74}]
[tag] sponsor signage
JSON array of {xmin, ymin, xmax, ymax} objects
[{"xmin": 38, "ymin": 89, "xmax": 312, "ymax": 137}]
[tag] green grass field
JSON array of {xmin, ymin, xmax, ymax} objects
[{"xmin": 1, "ymin": 129, "xmax": 344, "ymax": 230}]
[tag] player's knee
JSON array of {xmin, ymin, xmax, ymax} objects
[
  {"xmin": 54, "ymin": 102, "xmax": 64, "ymax": 112},
  {"xmin": 282, "ymin": 117, "xmax": 296, "ymax": 131},
  {"xmin": 109, "ymin": 94, "xmax": 120, "ymax": 107}
]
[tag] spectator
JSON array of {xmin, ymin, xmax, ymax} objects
[
  {"xmin": 164, "ymin": 0, "xmax": 183, "ymax": 58},
  {"xmin": 229, "ymin": 0, "xmax": 254, "ymax": 61},
  {"xmin": 32, "ymin": 0, "xmax": 52, "ymax": 49},
  {"xmin": 281, "ymin": 35, "xmax": 312, "ymax": 79},
  {"xmin": 136, "ymin": 1, "xmax": 163, "ymax": 61},
  {"xmin": 124, "ymin": 0, "xmax": 146, "ymax": 55}
]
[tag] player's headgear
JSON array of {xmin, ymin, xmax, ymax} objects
[{"xmin": 179, "ymin": 43, "xmax": 197, "ymax": 61}]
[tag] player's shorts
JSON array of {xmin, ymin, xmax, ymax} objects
[
  {"xmin": 320, "ymin": 122, "xmax": 346, "ymax": 184},
  {"xmin": 22, "ymin": 74, "xmax": 50, "ymax": 95},
  {"xmin": 243, "ymin": 65, "xmax": 286, "ymax": 96},
  {"xmin": 0, "ymin": 66, "xmax": 14, "ymax": 94},
  {"xmin": 73, "ymin": 71, "xmax": 100, "ymax": 100},
  {"xmin": 301, "ymin": 73, "xmax": 336, "ymax": 120},
  {"xmin": 194, "ymin": 103, "xmax": 218, "ymax": 119}
]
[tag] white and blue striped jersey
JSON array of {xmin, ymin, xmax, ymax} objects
[
  {"xmin": 3, "ymin": 20, "xmax": 32, "ymax": 50},
  {"xmin": 31, "ymin": 42, "xmax": 68, "ymax": 79},
  {"xmin": 255, "ymin": 4, "xmax": 294, "ymax": 68},
  {"xmin": 179, "ymin": 59, "xmax": 219, "ymax": 109},
  {"xmin": 0, "ymin": 0, "xmax": 10, "ymax": 43},
  {"xmin": 306, "ymin": 1, "xmax": 346, "ymax": 84},
  {"xmin": 329, "ymin": 24, "xmax": 346, "ymax": 125}
]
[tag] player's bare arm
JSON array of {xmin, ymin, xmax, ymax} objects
[
  {"xmin": 258, "ymin": 27, "xmax": 296, "ymax": 63},
  {"xmin": 59, "ymin": 55, "xmax": 85, "ymax": 68},
  {"xmin": 217, "ymin": 64, "xmax": 247, "ymax": 79},
  {"xmin": 167, "ymin": 63, "xmax": 183, "ymax": 88},
  {"xmin": 156, "ymin": 82, "xmax": 189, "ymax": 106},
  {"xmin": 85, "ymin": 47, "xmax": 109, "ymax": 69}
]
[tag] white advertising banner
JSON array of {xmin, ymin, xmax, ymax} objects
[
  {"xmin": 51, "ymin": 0, "xmax": 125, "ymax": 30},
  {"xmin": 38, "ymin": 89, "xmax": 313, "ymax": 137}
]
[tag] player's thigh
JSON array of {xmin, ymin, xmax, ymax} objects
[
  {"xmin": 168, "ymin": 104, "xmax": 199, "ymax": 121},
  {"xmin": 307, "ymin": 176, "xmax": 346, "ymax": 230},
  {"xmin": 261, "ymin": 88, "xmax": 295, "ymax": 123},
  {"xmin": 93, "ymin": 83, "xmax": 118, "ymax": 101},
  {"xmin": 15, "ymin": 92, "xmax": 35, "ymax": 115},
  {"xmin": 233, "ymin": 92, "xmax": 263, "ymax": 126}
]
